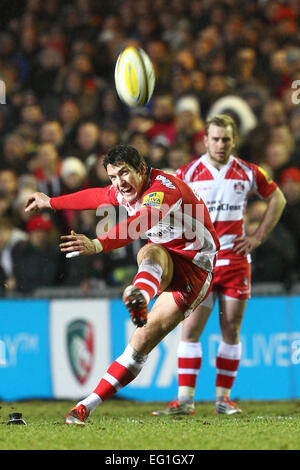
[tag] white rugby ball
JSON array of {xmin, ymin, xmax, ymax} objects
[{"xmin": 114, "ymin": 46, "xmax": 155, "ymax": 107}]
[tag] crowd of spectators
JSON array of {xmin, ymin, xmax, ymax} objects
[{"xmin": 0, "ymin": 0, "xmax": 299, "ymax": 296}]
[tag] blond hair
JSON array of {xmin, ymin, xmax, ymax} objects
[{"xmin": 205, "ymin": 114, "xmax": 238, "ymax": 138}]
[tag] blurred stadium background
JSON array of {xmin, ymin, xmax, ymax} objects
[{"xmin": 0, "ymin": 0, "xmax": 300, "ymax": 404}]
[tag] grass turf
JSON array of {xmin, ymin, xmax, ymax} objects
[{"xmin": 0, "ymin": 399, "xmax": 299, "ymax": 450}]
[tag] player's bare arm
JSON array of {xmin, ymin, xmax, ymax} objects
[
  {"xmin": 25, "ymin": 192, "xmax": 51, "ymax": 212},
  {"xmin": 234, "ymin": 187, "xmax": 286, "ymax": 255}
]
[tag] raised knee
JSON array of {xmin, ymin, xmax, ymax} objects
[
  {"xmin": 137, "ymin": 244, "xmax": 173, "ymax": 290},
  {"xmin": 138, "ymin": 244, "xmax": 166, "ymax": 264}
]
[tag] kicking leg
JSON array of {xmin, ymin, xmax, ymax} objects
[
  {"xmin": 65, "ymin": 291, "xmax": 184, "ymax": 424},
  {"xmin": 123, "ymin": 243, "xmax": 173, "ymax": 327}
]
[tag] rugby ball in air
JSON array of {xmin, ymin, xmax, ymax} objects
[{"xmin": 114, "ymin": 46, "xmax": 155, "ymax": 107}]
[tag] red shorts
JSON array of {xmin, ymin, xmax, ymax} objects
[
  {"xmin": 212, "ymin": 258, "xmax": 251, "ymax": 300},
  {"xmin": 165, "ymin": 252, "xmax": 213, "ymax": 317}
]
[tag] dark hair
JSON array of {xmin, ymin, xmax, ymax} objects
[{"xmin": 103, "ymin": 145, "xmax": 145, "ymax": 172}]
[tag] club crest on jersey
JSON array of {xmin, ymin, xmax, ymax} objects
[
  {"xmin": 234, "ymin": 181, "xmax": 245, "ymax": 194},
  {"xmin": 142, "ymin": 191, "xmax": 164, "ymax": 208},
  {"xmin": 155, "ymin": 174, "xmax": 176, "ymax": 189}
]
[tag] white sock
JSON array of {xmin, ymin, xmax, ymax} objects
[
  {"xmin": 216, "ymin": 341, "xmax": 242, "ymax": 401},
  {"xmin": 177, "ymin": 341, "xmax": 202, "ymax": 405},
  {"xmin": 133, "ymin": 259, "xmax": 163, "ymax": 304},
  {"xmin": 77, "ymin": 345, "xmax": 148, "ymax": 414},
  {"xmin": 77, "ymin": 392, "xmax": 102, "ymax": 414}
]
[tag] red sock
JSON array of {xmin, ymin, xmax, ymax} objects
[
  {"xmin": 177, "ymin": 341, "xmax": 202, "ymax": 404},
  {"xmin": 93, "ymin": 345, "xmax": 147, "ymax": 401},
  {"xmin": 215, "ymin": 341, "xmax": 241, "ymax": 400}
]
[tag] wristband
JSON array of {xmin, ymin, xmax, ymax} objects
[{"xmin": 92, "ymin": 239, "xmax": 103, "ymax": 253}]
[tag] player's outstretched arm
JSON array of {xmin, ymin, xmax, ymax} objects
[{"xmin": 25, "ymin": 192, "xmax": 51, "ymax": 212}]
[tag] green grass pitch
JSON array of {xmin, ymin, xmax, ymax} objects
[{"xmin": 0, "ymin": 399, "xmax": 300, "ymax": 450}]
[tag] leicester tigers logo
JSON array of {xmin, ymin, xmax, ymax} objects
[{"xmin": 67, "ymin": 320, "xmax": 94, "ymax": 384}]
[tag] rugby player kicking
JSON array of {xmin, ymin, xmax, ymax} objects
[
  {"xmin": 152, "ymin": 115, "xmax": 286, "ymax": 416},
  {"xmin": 25, "ymin": 144, "xmax": 219, "ymax": 424}
]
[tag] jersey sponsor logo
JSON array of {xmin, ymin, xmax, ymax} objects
[
  {"xmin": 208, "ymin": 201, "xmax": 242, "ymax": 213},
  {"xmin": 155, "ymin": 174, "xmax": 176, "ymax": 189},
  {"xmin": 234, "ymin": 181, "xmax": 245, "ymax": 194},
  {"xmin": 142, "ymin": 191, "xmax": 164, "ymax": 209},
  {"xmin": 146, "ymin": 223, "xmax": 175, "ymax": 239}
]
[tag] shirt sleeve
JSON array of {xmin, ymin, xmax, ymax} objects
[
  {"xmin": 140, "ymin": 176, "xmax": 181, "ymax": 212},
  {"xmin": 49, "ymin": 185, "xmax": 119, "ymax": 210},
  {"xmin": 175, "ymin": 167, "xmax": 184, "ymax": 180},
  {"xmin": 98, "ymin": 206, "xmax": 159, "ymax": 251},
  {"xmin": 251, "ymin": 164, "xmax": 278, "ymax": 199}
]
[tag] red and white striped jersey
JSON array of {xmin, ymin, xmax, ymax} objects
[
  {"xmin": 176, "ymin": 153, "xmax": 277, "ymax": 262},
  {"xmin": 50, "ymin": 168, "xmax": 220, "ymax": 272}
]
